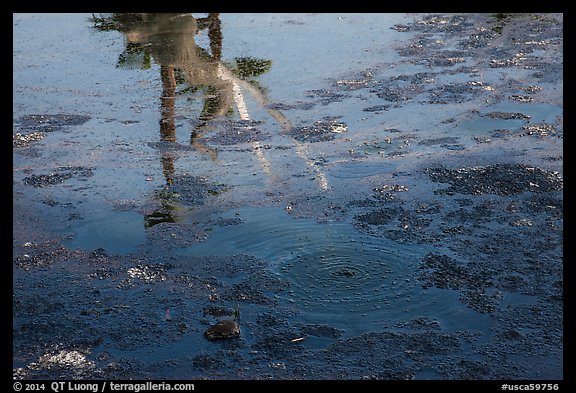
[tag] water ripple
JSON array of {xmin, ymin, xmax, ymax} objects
[{"xmin": 180, "ymin": 207, "xmax": 466, "ymax": 333}]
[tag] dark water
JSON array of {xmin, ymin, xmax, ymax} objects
[
  {"xmin": 63, "ymin": 211, "xmax": 146, "ymax": 254},
  {"xmin": 61, "ymin": 200, "xmax": 488, "ymax": 339},
  {"xmin": 178, "ymin": 206, "xmax": 489, "ymax": 337}
]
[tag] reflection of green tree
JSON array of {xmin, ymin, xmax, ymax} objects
[
  {"xmin": 90, "ymin": 13, "xmax": 274, "ymax": 227},
  {"xmin": 230, "ymin": 57, "xmax": 272, "ymax": 79},
  {"xmin": 144, "ymin": 206, "xmax": 178, "ymax": 228},
  {"xmin": 90, "ymin": 14, "xmax": 273, "ymax": 117},
  {"xmin": 490, "ymin": 13, "xmax": 510, "ymax": 34},
  {"xmin": 90, "ymin": 13, "xmax": 121, "ymax": 31},
  {"xmin": 117, "ymin": 42, "xmax": 152, "ymax": 69},
  {"xmin": 144, "ymin": 188, "xmax": 181, "ymax": 228},
  {"xmin": 227, "ymin": 57, "xmax": 272, "ymax": 94},
  {"xmin": 90, "ymin": 13, "xmax": 150, "ymax": 32},
  {"xmin": 90, "ymin": 14, "xmax": 273, "ymax": 83}
]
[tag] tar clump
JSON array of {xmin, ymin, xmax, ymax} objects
[{"xmin": 424, "ymin": 164, "xmax": 563, "ymax": 196}]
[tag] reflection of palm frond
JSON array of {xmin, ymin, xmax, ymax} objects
[
  {"xmin": 233, "ymin": 303, "xmax": 240, "ymax": 321},
  {"xmin": 89, "ymin": 13, "xmax": 117, "ymax": 31},
  {"xmin": 221, "ymin": 57, "xmax": 273, "ymax": 96},
  {"xmin": 90, "ymin": 13, "xmax": 146, "ymax": 32},
  {"xmin": 200, "ymin": 86, "xmax": 231, "ymax": 120},
  {"xmin": 154, "ymin": 187, "xmax": 181, "ymax": 201},
  {"xmin": 117, "ymin": 43, "xmax": 152, "ymax": 69},
  {"xmin": 174, "ymin": 69, "xmax": 187, "ymax": 85},
  {"xmin": 228, "ymin": 57, "xmax": 272, "ymax": 79},
  {"xmin": 144, "ymin": 210, "xmax": 177, "ymax": 228}
]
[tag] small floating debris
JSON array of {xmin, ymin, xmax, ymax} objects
[
  {"xmin": 510, "ymin": 219, "xmax": 534, "ymax": 227},
  {"xmin": 127, "ymin": 265, "xmax": 168, "ymax": 283},
  {"xmin": 374, "ymin": 184, "xmax": 408, "ymax": 193},
  {"xmin": 13, "ymin": 132, "xmax": 45, "ymax": 148},
  {"xmin": 521, "ymin": 85, "xmax": 542, "ymax": 94},
  {"xmin": 335, "ymin": 71, "xmax": 372, "ymax": 87},
  {"xmin": 509, "ymin": 94, "xmax": 533, "ymax": 103},
  {"xmin": 472, "ymin": 137, "xmax": 492, "ymax": 143},
  {"xmin": 330, "ymin": 123, "xmax": 348, "ymax": 133},
  {"xmin": 522, "ymin": 123, "xmax": 557, "ymax": 137}
]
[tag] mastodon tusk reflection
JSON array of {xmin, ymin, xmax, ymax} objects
[{"xmin": 217, "ymin": 63, "xmax": 330, "ymax": 191}]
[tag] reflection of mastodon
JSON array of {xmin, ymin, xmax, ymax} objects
[
  {"xmin": 93, "ymin": 13, "xmax": 329, "ymax": 193},
  {"xmin": 116, "ymin": 13, "xmax": 228, "ymax": 175},
  {"xmin": 124, "ymin": 14, "xmax": 233, "ymax": 116}
]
